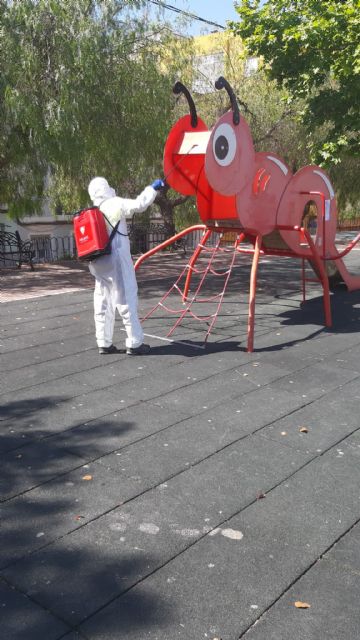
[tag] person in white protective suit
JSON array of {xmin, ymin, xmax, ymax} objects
[{"xmin": 88, "ymin": 176, "xmax": 164, "ymax": 355}]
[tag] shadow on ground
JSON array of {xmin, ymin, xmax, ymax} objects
[
  {"xmin": 0, "ymin": 395, "xmax": 174, "ymax": 636},
  {"xmin": 281, "ymin": 288, "xmax": 360, "ymax": 331}
]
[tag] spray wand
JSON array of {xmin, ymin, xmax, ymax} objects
[{"xmin": 162, "ymin": 143, "xmax": 199, "ymax": 183}]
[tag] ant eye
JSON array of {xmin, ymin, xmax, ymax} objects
[{"xmin": 212, "ymin": 123, "xmax": 237, "ymax": 166}]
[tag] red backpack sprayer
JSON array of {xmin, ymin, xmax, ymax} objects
[{"xmin": 73, "ymin": 207, "xmax": 120, "ymax": 261}]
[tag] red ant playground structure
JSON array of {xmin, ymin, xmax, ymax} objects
[{"xmin": 135, "ymin": 78, "xmax": 360, "ymax": 352}]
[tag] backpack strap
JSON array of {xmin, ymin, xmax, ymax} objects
[{"xmin": 102, "ymin": 213, "xmax": 128, "ymax": 238}]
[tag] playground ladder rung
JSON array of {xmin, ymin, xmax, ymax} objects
[
  {"xmin": 186, "ymin": 264, "xmax": 209, "ymax": 276},
  {"xmin": 208, "ymin": 267, "xmax": 232, "ymax": 277},
  {"xmin": 186, "ymin": 264, "xmax": 232, "ymax": 277},
  {"xmin": 159, "ymin": 301, "xmax": 188, "ymax": 315},
  {"xmin": 173, "ymin": 308, "xmax": 216, "ymax": 323},
  {"xmin": 186, "ymin": 293, "xmax": 222, "ymax": 303}
]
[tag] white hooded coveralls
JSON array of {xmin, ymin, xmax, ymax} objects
[{"xmin": 88, "ymin": 177, "xmax": 157, "ymax": 349}]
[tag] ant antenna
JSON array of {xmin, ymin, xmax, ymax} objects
[
  {"xmin": 173, "ymin": 81, "xmax": 198, "ymax": 129},
  {"xmin": 215, "ymin": 76, "xmax": 240, "ymax": 125}
]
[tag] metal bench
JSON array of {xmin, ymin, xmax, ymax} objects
[{"xmin": 0, "ymin": 230, "xmax": 35, "ymax": 270}]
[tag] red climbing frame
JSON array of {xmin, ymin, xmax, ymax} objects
[
  {"xmin": 134, "ymin": 77, "xmax": 359, "ymax": 352},
  {"xmin": 135, "ymin": 223, "xmax": 331, "ymax": 353}
]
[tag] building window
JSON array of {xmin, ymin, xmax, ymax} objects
[
  {"xmin": 193, "ymin": 52, "xmax": 225, "ymax": 94},
  {"xmin": 244, "ymin": 57, "xmax": 258, "ymax": 77}
]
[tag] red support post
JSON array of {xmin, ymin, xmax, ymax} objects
[{"xmin": 247, "ymin": 234, "xmax": 262, "ymax": 353}]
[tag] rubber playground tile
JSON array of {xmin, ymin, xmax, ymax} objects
[
  {"xmin": 236, "ymin": 328, "xmax": 327, "ymax": 355},
  {"xmin": 219, "ymin": 357, "xmax": 311, "ymax": 386},
  {"xmin": 140, "ymin": 330, "xmax": 224, "ymax": 355},
  {"xmin": 1, "ymin": 435, "xmax": 311, "ymax": 625},
  {"xmin": 320, "ymin": 343, "xmax": 360, "ymax": 374},
  {"xmin": 0, "ymin": 387, "xmax": 140, "ymax": 438},
  {"xmin": 47, "ymin": 401, "xmax": 188, "ymax": 459},
  {"xmin": 81, "ymin": 451, "xmax": 360, "ymax": 640},
  {"xmin": 105, "ymin": 361, "xmax": 213, "ymax": 399},
  {"xmin": 199, "ymin": 385, "xmax": 310, "ymax": 435},
  {"xmin": 0, "ymin": 438, "xmax": 85, "ymax": 500},
  {"xmin": 268, "ymin": 361, "xmax": 358, "ymax": 400},
  {"xmin": 0, "ymin": 326, "xmax": 93, "ymax": 355},
  {"xmin": 0, "ymin": 579, "xmax": 69, "ymax": 640},
  {"xmin": 331, "ymin": 374, "xmax": 360, "ymax": 401},
  {"xmin": 290, "ymin": 329, "xmax": 360, "ymax": 358},
  {"xmin": 174, "ymin": 349, "xmax": 303, "ymax": 384},
  {"xmin": 0, "ymin": 338, "xmax": 90, "ymax": 372},
  {"xmin": 139, "ymin": 346, "xmax": 250, "ymax": 377},
  {"xmin": 258, "ymin": 389, "xmax": 360, "ymax": 455},
  {"xmin": 0, "ymin": 306, "xmax": 90, "ymax": 339},
  {"xmin": 324, "ymin": 518, "xmax": 360, "ymax": 573},
  {"xmin": 148, "ymin": 370, "xmax": 256, "ymax": 414},
  {"xmin": 0, "ymin": 292, "xmax": 90, "ymax": 318},
  {"xmin": 340, "ymin": 429, "xmax": 360, "ymax": 462},
  {"xmin": 97, "ymin": 372, "xmax": 315, "ymax": 467},
  {"xmin": 107, "ymin": 366, "xmax": 258, "ymax": 413},
  {"xmin": 255, "ymin": 353, "xmax": 325, "ymax": 379},
  {"xmin": 7, "ymin": 346, "xmax": 154, "ymax": 396},
  {"xmin": 0, "ymin": 349, "xmax": 132, "ymax": 395},
  {"xmin": 0, "ymin": 424, "xmax": 38, "ymax": 455},
  {"xmin": 241, "ymin": 557, "xmax": 360, "ymax": 640},
  {"xmin": 0, "ymin": 305, "xmax": 92, "ymax": 336},
  {"xmin": 257, "ymin": 307, "xmax": 327, "ymax": 335},
  {"xmin": 93, "ymin": 378, "xmax": 313, "ymax": 468},
  {"xmin": 104, "ymin": 352, "xmax": 280, "ymax": 403},
  {"xmin": 0, "ymin": 460, "xmax": 127, "ymax": 569},
  {"xmin": 50, "ymin": 360, "xmax": 142, "ymax": 394},
  {"xmin": 148, "ymin": 332, "xmax": 249, "ymax": 363}
]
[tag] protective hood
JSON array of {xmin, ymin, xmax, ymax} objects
[{"xmin": 88, "ymin": 177, "xmax": 116, "ymax": 207}]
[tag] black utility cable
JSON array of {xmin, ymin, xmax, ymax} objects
[{"xmin": 147, "ymin": 0, "xmax": 225, "ymax": 30}]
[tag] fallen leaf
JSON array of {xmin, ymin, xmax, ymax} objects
[
  {"xmin": 82, "ymin": 474, "xmax": 92, "ymax": 481},
  {"xmin": 299, "ymin": 427, "xmax": 309, "ymax": 434},
  {"xmin": 256, "ymin": 492, "xmax": 266, "ymax": 500},
  {"xmin": 294, "ymin": 601, "xmax": 311, "ymax": 609}
]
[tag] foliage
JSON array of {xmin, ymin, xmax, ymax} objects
[
  {"xmin": 230, "ymin": 0, "xmax": 360, "ymax": 165},
  {"xmin": 186, "ymin": 33, "xmax": 312, "ymax": 169},
  {"xmin": 0, "ymin": 0, "xmax": 193, "ymax": 217}
]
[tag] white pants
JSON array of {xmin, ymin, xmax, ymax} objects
[{"xmin": 89, "ymin": 234, "xmax": 144, "ymax": 349}]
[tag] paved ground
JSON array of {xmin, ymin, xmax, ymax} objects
[{"xmin": 1, "ymin": 246, "xmax": 360, "ymax": 640}]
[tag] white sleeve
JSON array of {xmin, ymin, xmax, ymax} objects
[
  {"xmin": 100, "ymin": 186, "xmax": 157, "ymax": 226},
  {"xmin": 120, "ymin": 186, "xmax": 158, "ymax": 217}
]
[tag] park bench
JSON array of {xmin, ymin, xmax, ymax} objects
[{"xmin": 0, "ymin": 229, "xmax": 35, "ymax": 270}]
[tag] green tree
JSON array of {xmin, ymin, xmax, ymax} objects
[
  {"xmin": 0, "ymin": 0, "xmax": 192, "ymax": 217},
  {"xmin": 231, "ymin": 0, "xmax": 360, "ymax": 165}
]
